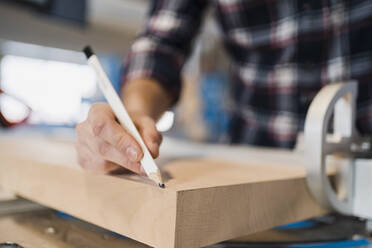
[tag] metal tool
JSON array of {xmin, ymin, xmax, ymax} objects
[{"xmin": 304, "ymin": 81, "xmax": 372, "ymax": 219}]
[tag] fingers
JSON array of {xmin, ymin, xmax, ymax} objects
[
  {"xmin": 87, "ymin": 103, "xmax": 143, "ymax": 162},
  {"xmin": 75, "ymin": 102, "xmax": 163, "ymax": 175},
  {"xmin": 75, "ymin": 141, "xmax": 122, "ymax": 173},
  {"xmin": 76, "ymin": 121, "xmax": 145, "ymax": 176},
  {"xmin": 82, "ymin": 131, "xmax": 145, "ymax": 175},
  {"xmin": 135, "ymin": 116, "xmax": 162, "ymax": 158}
]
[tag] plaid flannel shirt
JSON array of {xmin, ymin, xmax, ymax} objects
[{"xmin": 123, "ymin": 0, "xmax": 372, "ymax": 148}]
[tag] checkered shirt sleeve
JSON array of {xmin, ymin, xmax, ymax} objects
[{"xmin": 122, "ymin": 0, "xmax": 209, "ymax": 103}]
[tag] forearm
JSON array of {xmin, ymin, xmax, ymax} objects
[{"xmin": 121, "ymin": 78, "xmax": 174, "ymax": 121}]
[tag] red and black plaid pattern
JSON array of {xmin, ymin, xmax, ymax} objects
[{"xmin": 123, "ymin": 0, "xmax": 372, "ymax": 148}]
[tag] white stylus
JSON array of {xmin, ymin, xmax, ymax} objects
[{"xmin": 83, "ymin": 46, "xmax": 164, "ymax": 188}]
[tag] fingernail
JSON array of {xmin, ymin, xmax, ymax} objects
[{"xmin": 126, "ymin": 147, "xmax": 138, "ymax": 161}]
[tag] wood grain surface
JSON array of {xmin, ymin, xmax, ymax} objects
[{"xmin": 0, "ymin": 134, "xmax": 327, "ymax": 248}]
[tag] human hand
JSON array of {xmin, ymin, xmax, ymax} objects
[{"xmin": 75, "ymin": 103, "xmax": 162, "ymax": 174}]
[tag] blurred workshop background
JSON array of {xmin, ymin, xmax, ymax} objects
[
  {"xmin": 0, "ymin": 0, "xmax": 232, "ymax": 143},
  {"xmin": 1, "ymin": 1, "xmax": 372, "ymax": 248}
]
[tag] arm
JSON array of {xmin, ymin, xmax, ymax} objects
[
  {"xmin": 122, "ymin": 0, "xmax": 209, "ymax": 106},
  {"xmin": 75, "ymin": 0, "xmax": 208, "ymax": 174},
  {"xmin": 121, "ymin": 77, "xmax": 173, "ymax": 121}
]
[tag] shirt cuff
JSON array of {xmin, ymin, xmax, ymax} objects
[{"xmin": 122, "ymin": 50, "xmax": 183, "ymax": 105}]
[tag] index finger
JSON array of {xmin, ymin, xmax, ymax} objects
[{"xmin": 87, "ymin": 104, "xmax": 144, "ymax": 162}]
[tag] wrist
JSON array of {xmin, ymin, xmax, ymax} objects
[{"xmin": 121, "ymin": 77, "xmax": 173, "ymax": 120}]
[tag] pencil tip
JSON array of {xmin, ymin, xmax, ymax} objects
[
  {"xmin": 83, "ymin": 46, "xmax": 94, "ymax": 59},
  {"xmin": 148, "ymin": 171, "xmax": 165, "ymax": 188}
]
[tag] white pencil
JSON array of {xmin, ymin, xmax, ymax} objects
[{"xmin": 83, "ymin": 46, "xmax": 164, "ymax": 188}]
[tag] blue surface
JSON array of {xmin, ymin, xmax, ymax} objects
[
  {"xmin": 200, "ymin": 71, "xmax": 231, "ymax": 142},
  {"xmin": 217, "ymin": 239, "xmax": 371, "ymax": 248},
  {"xmin": 276, "ymin": 220, "xmax": 318, "ymax": 230},
  {"xmin": 287, "ymin": 238, "xmax": 372, "ymax": 248}
]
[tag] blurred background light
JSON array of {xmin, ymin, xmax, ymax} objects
[
  {"xmin": 156, "ymin": 111, "xmax": 174, "ymax": 132},
  {"xmin": 0, "ymin": 55, "xmax": 96, "ymax": 125},
  {"xmin": 0, "ymin": 94, "xmax": 30, "ymax": 123}
]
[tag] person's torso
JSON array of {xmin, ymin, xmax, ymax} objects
[{"xmin": 212, "ymin": 0, "xmax": 372, "ymax": 148}]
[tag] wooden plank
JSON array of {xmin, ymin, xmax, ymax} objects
[
  {"xmin": 0, "ymin": 187, "xmax": 16, "ymax": 201},
  {"xmin": 0, "ymin": 134, "xmax": 327, "ymax": 248}
]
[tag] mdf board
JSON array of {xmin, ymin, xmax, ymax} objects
[{"xmin": 0, "ymin": 134, "xmax": 327, "ymax": 248}]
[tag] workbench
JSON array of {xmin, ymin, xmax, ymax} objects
[{"xmin": 0, "ymin": 202, "xmax": 368, "ymax": 248}]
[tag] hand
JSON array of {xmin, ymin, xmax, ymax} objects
[{"xmin": 75, "ymin": 103, "xmax": 162, "ymax": 174}]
